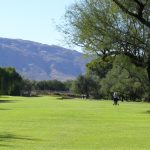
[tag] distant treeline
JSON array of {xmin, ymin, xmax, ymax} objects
[
  {"xmin": 0, "ymin": 67, "xmax": 72, "ymax": 96},
  {"xmin": 0, "ymin": 64, "xmax": 149, "ymax": 102}
]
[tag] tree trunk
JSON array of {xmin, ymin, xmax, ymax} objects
[
  {"xmin": 146, "ymin": 58, "xmax": 150, "ymax": 102},
  {"xmin": 147, "ymin": 66, "xmax": 150, "ymax": 83}
]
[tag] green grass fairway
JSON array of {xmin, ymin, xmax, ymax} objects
[{"xmin": 0, "ymin": 96, "xmax": 150, "ymax": 150}]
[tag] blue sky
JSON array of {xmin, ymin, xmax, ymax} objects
[{"xmin": 0, "ymin": 0, "xmax": 78, "ymax": 49}]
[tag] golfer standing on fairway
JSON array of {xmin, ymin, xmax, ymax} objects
[{"xmin": 113, "ymin": 92, "xmax": 119, "ymax": 105}]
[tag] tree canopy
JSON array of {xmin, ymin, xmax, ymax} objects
[
  {"xmin": 63, "ymin": 0, "xmax": 150, "ymax": 61},
  {"xmin": 112, "ymin": 0, "xmax": 150, "ymax": 28},
  {"xmin": 61, "ymin": 0, "xmax": 150, "ymax": 100},
  {"xmin": 0, "ymin": 67, "xmax": 22, "ymax": 95}
]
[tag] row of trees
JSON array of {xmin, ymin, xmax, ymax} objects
[
  {"xmin": 60, "ymin": 0, "xmax": 150, "ymax": 101},
  {"xmin": 0, "ymin": 65, "xmax": 148, "ymax": 101},
  {"xmin": 0, "ymin": 67, "xmax": 71, "ymax": 96},
  {"xmin": 20, "ymin": 79, "xmax": 70, "ymax": 96}
]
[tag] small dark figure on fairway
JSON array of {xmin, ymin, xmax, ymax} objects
[
  {"xmin": 81, "ymin": 94, "xmax": 86, "ymax": 99},
  {"xmin": 113, "ymin": 92, "xmax": 119, "ymax": 105}
]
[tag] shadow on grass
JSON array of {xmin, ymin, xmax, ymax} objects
[
  {"xmin": 0, "ymin": 100, "xmax": 17, "ymax": 103},
  {"xmin": 57, "ymin": 97, "xmax": 75, "ymax": 100},
  {"xmin": 22, "ymin": 95, "xmax": 42, "ymax": 98},
  {"xmin": 0, "ymin": 144, "xmax": 14, "ymax": 148},
  {"xmin": 144, "ymin": 110, "xmax": 150, "ymax": 114},
  {"xmin": 0, "ymin": 132, "xmax": 40, "ymax": 147},
  {"xmin": 0, "ymin": 108, "xmax": 11, "ymax": 111},
  {"xmin": 0, "ymin": 133, "xmax": 39, "ymax": 141}
]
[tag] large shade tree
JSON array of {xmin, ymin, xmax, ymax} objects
[
  {"xmin": 100, "ymin": 55, "xmax": 149, "ymax": 101},
  {"xmin": 111, "ymin": 0, "xmax": 150, "ymax": 83},
  {"xmin": 61, "ymin": 0, "xmax": 150, "ymax": 100},
  {"xmin": 112, "ymin": 0, "xmax": 150, "ymax": 28}
]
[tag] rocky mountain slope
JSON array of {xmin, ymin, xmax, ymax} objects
[{"xmin": 0, "ymin": 37, "xmax": 89, "ymax": 81}]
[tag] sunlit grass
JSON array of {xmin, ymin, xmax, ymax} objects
[{"xmin": 0, "ymin": 96, "xmax": 150, "ymax": 150}]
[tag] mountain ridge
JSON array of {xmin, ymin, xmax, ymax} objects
[{"xmin": 0, "ymin": 37, "xmax": 89, "ymax": 81}]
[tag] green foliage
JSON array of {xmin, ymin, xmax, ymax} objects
[
  {"xmin": 36, "ymin": 80, "xmax": 67, "ymax": 91},
  {"xmin": 61, "ymin": 0, "xmax": 150, "ymax": 100},
  {"xmin": 0, "ymin": 67, "xmax": 71, "ymax": 96},
  {"xmin": 20, "ymin": 79, "xmax": 35, "ymax": 96},
  {"xmin": 112, "ymin": 0, "xmax": 150, "ymax": 28},
  {"xmin": 20, "ymin": 79, "xmax": 69, "ymax": 96},
  {"xmin": 71, "ymin": 75, "xmax": 99, "ymax": 98},
  {"xmin": 0, "ymin": 67, "xmax": 22, "ymax": 95},
  {"xmin": 86, "ymin": 56, "xmax": 113, "ymax": 78},
  {"xmin": 100, "ymin": 55, "xmax": 149, "ymax": 100},
  {"xmin": 63, "ymin": 80, "xmax": 74, "ymax": 91},
  {"xmin": 62, "ymin": 0, "xmax": 150, "ymax": 59}
]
